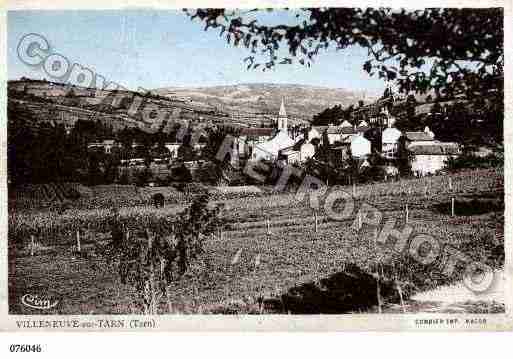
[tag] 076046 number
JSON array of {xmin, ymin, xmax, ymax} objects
[{"xmin": 9, "ymin": 344, "xmax": 42, "ymax": 353}]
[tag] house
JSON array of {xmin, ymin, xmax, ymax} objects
[
  {"xmin": 331, "ymin": 145, "xmax": 351, "ymax": 162},
  {"xmin": 350, "ymin": 134, "xmax": 372, "ymax": 159},
  {"xmin": 306, "ymin": 127, "xmax": 321, "ymax": 142},
  {"xmin": 339, "ymin": 120, "xmax": 353, "ymax": 128},
  {"xmin": 279, "ymin": 139, "xmax": 316, "ymax": 164},
  {"xmin": 404, "ymin": 126, "xmax": 435, "ymax": 147},
  {"xmin": 409, "ymin": 142, "xmax": 461, "ymax": 176},
  {"xmin": 336, "ymin": 134, "xmax": 372, "ymax": 160},
  {"xmin": 216, "ymin": 122, "xmax": 275, "ymax": 166},
  {"xmin": 164, "ymin": 142, "xmax": 181, "ymax": 159},
  {"xmin": 236, "ymin": 127, "xmax": 274, "ymax": 159},
  {"xmin": 87, "ymin": 139, "xmax": 118, "ymax": 154},
  {"xmin": 339, "ymin": 121, "xmax": 357, "ymax": 143},
  {"xmin": 379, "ymin": 106, "xmax": 397, "ymax": 128},
  {"xmin": 279, "ymin": 148, "xmax": 301, "ymax": 164},
  {"xmin": 382, "ymin": 127, "xmax": 402, "ymax": 159},
  {"xmin": 312, "ymin": 126, "xmax": 329, "ymax": 138},
  {"xmin": 356, "ymin": 120, "xmax": 370, "ymax": 134},
  {"xmin": 326, "ymin": 124, "xmax": 342, "ymax": 145},
  {"xmin": 322, "ymin": 121, "xmax": 357, "ymax": 145}
]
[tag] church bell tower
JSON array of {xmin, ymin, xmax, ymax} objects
[{"xmin": 277, "ymin": 99, "xmax": 288, "ymax": 131}]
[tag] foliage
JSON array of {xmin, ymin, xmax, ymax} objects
[
  {"xmin": 187, "ymin": 8, "xmax": 503, "ymax": 96},
  {"xmin": 105, "ymin": 194, "xmax": 224, "ymax": 313},
  {"xmin": 311, "ymin": 104, "xmax": 349, "ymax": 126},
  {"xmin": 445, "ymin": 149, "xmax": 503, "ymax": 171}
]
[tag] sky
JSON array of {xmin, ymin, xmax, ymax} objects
[{"xmin": 7, "ymin": 9, "xmax": 385, "ymax": 94}]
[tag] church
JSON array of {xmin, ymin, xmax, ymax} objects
[{"xmin": 250, "ymin": 100, "xmax": 296, "ymax": 161}]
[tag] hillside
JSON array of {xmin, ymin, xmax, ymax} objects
[
  {"xmin": 8, "ymin": 79, "xmax": 230, "ymax": 133},
  {"xmin": 8, "ymin": 79, "xmax": 377, "ymax": 131},
  {"xmin": 154, "ymin": 83, "xmax": 377, "ymax": 120}
]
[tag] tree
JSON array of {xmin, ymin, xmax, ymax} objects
[
  {"xmin": 430, "ymin": 101, "xmax": 442, "ymax": 116},
  {"xmin": 312, "ymin": 104, "xmax": 345, "ymax": 126},
  {"xmin": 405, "ymin": 94, "xmax": 417, "ymax": 119},
  {"xmin": 178, "ymin": 143, "xmax": 195, "ymax": 162},
  {"xmin": 65, "ymin": 87, "xmax": 76, "ymax": 98},
  {"xmin": 105, "ymin": 194, "xmax": 224, "ymax": 313},
  {"xmin": 187, "ymin": 8, "xmax": 503, "ymax": 97},
  {"xmin": 201, "ymin": 126, "xmax": 226, "ymax": 160}
]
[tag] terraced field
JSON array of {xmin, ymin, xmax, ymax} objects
[{"xmin": 8, "ymin": 168, "xmax": 504, "ymax": 314}]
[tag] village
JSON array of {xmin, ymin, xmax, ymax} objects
[{"xmin": 77, "ymin": 85, "xmax": 464, "ymax": 189}]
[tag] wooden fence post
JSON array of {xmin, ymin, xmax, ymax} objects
[
  {"xmin": 30, "ymin": 235, "xmax": 35, "ymax": 256},
  {"xmin": 160, "ymin": 258, "xmax": 166, "ymax": 277},
  {"xmin": 451, "ymin": 197, "xmax": 455, "ymax": 217},
  {"xmin": 146, "ymin": 228, "xmax": 153, "ymax": 250},
  {"xmin": 352, "ymin": 183, "xmax": 356, "ymax": 197},
  {"xmin": 405, "ymin": 205, "xmax": 409, "ymax": 224},
  {"xmin": 76, "ymin": 230, "xmax": 81, "ymax": 253},
  {"xmin": 357, "ymin": 212, "xmax": 362, "ymax": 230},
  {"xmin": 266, "ymin": 218, "xmax": 271, "ymax": 236},
  {"xmin": 449, "ymin": 177, "xmax": 453, "ymax": 191}
]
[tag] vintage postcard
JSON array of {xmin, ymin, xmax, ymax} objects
[{"xmin": 1, "ymin": 0, "xmax": 512, "ymax": 332}]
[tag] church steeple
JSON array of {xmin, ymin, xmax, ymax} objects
[{"xmin": 278, "ymin": 98, "xmax": 287, "ymax": 131}]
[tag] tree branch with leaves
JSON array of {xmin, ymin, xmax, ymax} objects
[{"xmin": 185, "ymin": 7, "xmax": 503, "ymax": 98}]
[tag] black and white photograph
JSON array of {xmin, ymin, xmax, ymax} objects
[{"xmin": 1, "ymin": 0, "xmax": 510, "ymax": 331}]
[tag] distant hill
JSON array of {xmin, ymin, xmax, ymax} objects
[
  {"xmin": 154, "ymin": 83, "xmax": 378, "ymax": 121},
  {"xmin": 7, "ymin": 79, "xmax": 230, "ymax": 133},
  {"xmin": 7, "ymin": 79, "xmax": 378, "ymax": 132}
]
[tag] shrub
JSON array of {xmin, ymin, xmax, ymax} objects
[
  {"xmin": 445, "ymin": 150, "xmax": 503, "ymax": 171},
  {"xmin": 102, "ymin": 194, "xmax": 224, "ymax": 314}
]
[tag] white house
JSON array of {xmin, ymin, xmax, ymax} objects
[
  {"xmin": 339, "ymin": 134, "xmax": 371, "ymax": 159},
  {"xmin": 87, "ymin": 139, "xmax": 118, "ymax": 154},
  {"xmin": 299, "ymin": 142, "xmax": 316, "ymax": 160},
  {"xmin": 280, "ymin": 140, "xmax": 316, "ymax": 164},
  {"xmin": 350, "ymin": 134, "xmax": 372, "ymax": 159},
  {"xmin": 236, "ymin": 127, "xmax": 274, "ymax": 158},
  {"xmin": 339, "ymin": 120, "xmax": 353, "ymax": 128},
  {"xmin": 306, "ymin": 127, "xmax": 321, "ymax": 141},
  {"xmin": 164, "ymin": 142, "xmax": 181, "ymax": 159},
  {"xmin": 409, "ymin": 142, "xmax": 460, "ymax": 176},
  {"xmin": 404, "ymin": 126, "xmax": 435, "ymax": 147},
  {"xmin": 356, "ymin": 120, "xmax": 370, "ymax": 134},
  {"xmin": 326, "ymin": 124, "xmax": 342, "ymax": 144},
  {"xmin": 279, "ymin": 148, "xmax": 300, "ymax": 164},
  {"xmin": 382, "ymin": 127, "xmax": 402, "ymax": 159}
]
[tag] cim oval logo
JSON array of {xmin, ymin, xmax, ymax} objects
[{"xmin": 21, "ymin": 294, "xmax": 59, "ymax": 310}]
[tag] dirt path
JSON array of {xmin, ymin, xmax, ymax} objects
[{"xmin": 383, "ymin": 270, "xmax": 506, "ymax": 313}]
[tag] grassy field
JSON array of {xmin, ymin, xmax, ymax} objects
[{"xmin": 8, "ymin": 168, "xmax": 505, "ymax": 314}]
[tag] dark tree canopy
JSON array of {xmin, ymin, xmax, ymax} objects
[{"xmin": 186, "ymin": 8, "xmax": 503, "ymax": 97}]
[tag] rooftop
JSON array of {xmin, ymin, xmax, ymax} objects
[
  {"xmin": 239, "ymin": 127, "xmax": 274, "ymax": 136},
  {"xmin": 409, "ymin": 143, "xmax": 460, "ymax": 155},
  {"xmin": 405, "ymin": 132, "xmax": 434, "ymax": 141}
]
